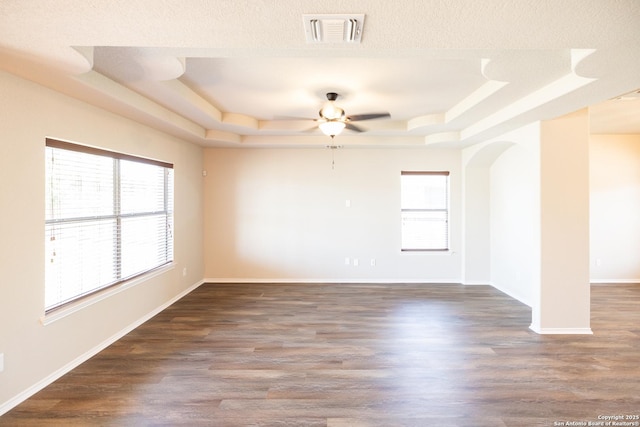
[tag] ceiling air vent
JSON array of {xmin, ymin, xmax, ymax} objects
[{"xmin": 303, "ymin": 14, "xmax": 364, "ymax": 44}]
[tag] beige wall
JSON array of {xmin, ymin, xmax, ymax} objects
[
  {"xmin": 488, "ymin": 124, "xmax": 541, "ymax": 307},
  {"xmin": 203, "ymin": 147, "xmax": 463, "ymax": 282},
  {"xmin": 590, "ymin": 134, "xmax": 640, "ymax": 282},
  {"xmin": 0, "ymin": 70, "xmax": 204, "ymax": 411},
  {"xmin": 461, "ymin": 165, "xmax": 491, "ymax": 284}
]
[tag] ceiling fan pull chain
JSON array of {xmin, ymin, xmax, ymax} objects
[
  {"xmin": 332, "ymin": 146, "xmax": 335, "ymax": 170},
  {"xmin": 327, "ymin": 144, "xmax": 341, "ymax": 170}
]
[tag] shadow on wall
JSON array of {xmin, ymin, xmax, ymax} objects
[{"xmin": 462, "ymin": 140, "xmax": 515, "ymax": 287}]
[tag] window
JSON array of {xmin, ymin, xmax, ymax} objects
[
  {"xmin": 45, "ymin": 139, "xmax": 174, "ymax": 311},
  {"xmin": 400, "ymin": 171, "xmax": 449, "ymax": 251}
]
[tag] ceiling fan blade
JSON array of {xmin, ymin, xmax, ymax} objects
[
  {"xmin": 345, "ymin": 123, "xmax": 364, "ymax": 132},
  {"xmin": 347, "ymin": 112, "xmax": 391, "ymax": 121}
]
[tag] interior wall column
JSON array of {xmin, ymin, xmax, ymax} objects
[{"xmin": 531, "ymin": 108, "xmax": 591, "ymax": 334}]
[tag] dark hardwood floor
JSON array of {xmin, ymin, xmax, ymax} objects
[{"xmin": 2, "ymin": 283, "xmax": 639, "ymax": 426}]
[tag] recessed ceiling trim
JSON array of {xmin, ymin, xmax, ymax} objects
[
  {"xmin": 612, "ymin": 89, "xmax": 640, "ymax": 101},
  {"xmin": 303, "ymin": 14, "xmax": 364, "ymax": 44}
]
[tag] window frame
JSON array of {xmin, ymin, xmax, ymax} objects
[
  {"xmin": 44, "ymin": 138, "xmax": 174, "ymax": 313},
  {"xmin": 400, "ymin": 171, "xmax": 450, "ymax": 252}
]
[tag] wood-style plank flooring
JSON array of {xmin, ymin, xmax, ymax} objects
[{"xmin": 2, "ymin": 283, "xmax": 640, "ymax": 426}]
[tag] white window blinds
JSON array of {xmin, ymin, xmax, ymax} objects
[
  {"xmin": 400, "ymin": 171, "xmax": 449, "ymax": 251},
  {"xmin": 45, "ymin": 139, "xmax": 174, "ymax": 311}
]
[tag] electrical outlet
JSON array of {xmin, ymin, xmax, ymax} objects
[
  {"xmin": 370, "ymin": 258, "xmax": 376, "ymax": 266},
  {"xmin": 182, "ymin": 267, "xmax": 187, "ymax": 277},
  {"xmin": 0, "ymin": 353, "xmax": 4, "ymax": 373},
  {"xmin": 353, "ymin": 258, "xmax": 359, "ymax": 266}
]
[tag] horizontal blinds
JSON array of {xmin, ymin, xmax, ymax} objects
[
  {"xmin": 45, "ymin": 139, "xmax": 174, "ymax": 311},
  {"xmin": 400, "ymin": 171, "xmax": 449, "ymax": 251}
]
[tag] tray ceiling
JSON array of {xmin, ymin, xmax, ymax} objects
[{"xmin": 1, "ymin": 0, "xmax": 639, "ymax": 147}]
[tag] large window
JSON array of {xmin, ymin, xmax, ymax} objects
[
  {"xmin": 45, "ymin": 139, "xmax": 174, "ymax": 311},
  {"xmin": 400, "ymin": 171, "xmax": 449, "ymax": 251}
]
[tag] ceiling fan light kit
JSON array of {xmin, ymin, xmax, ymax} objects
[
  {"xmin": 319, "ymin": 92, "xmax": 345, "ymax": 120},
  {"xmin": 319, "ymin": 120, "xmax": 346, "ymax": 138},
  {"xmin": 313, "ymin": 92, "xmax": 390, "ymax": 139}
]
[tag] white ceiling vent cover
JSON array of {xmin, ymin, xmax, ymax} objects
[{"xmin": 303, "ymin": 14, "xmax": 364, "ymax": 43}]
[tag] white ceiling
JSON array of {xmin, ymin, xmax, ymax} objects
[{"xmin": 1, "ymin": 0, "xmax": 639, "ymax": 148}]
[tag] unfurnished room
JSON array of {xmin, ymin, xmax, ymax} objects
[{"xmin": 1, "ymin": 1, "xmax": 640, "ymax": 426}]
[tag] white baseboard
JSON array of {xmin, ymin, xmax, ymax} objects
[
  {"xmin": 203, "ymin": 278, "xmax": 461, "ymax": 284},
  {"xmin": 529, "ymin": 325, "xmax": 593, "ymax": 335},
  {"xmin": 590, "ymin": 279, "xmax": 640, "ymax": 284},
  {"xmin": 0, "ymin": 279, "xmax": 205, "ymax": 417}
]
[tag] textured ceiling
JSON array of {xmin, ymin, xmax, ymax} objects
[{"xmin": 1, "ymin": 0, "xmax": 639, "ymax": 147}]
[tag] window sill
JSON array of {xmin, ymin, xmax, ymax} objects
[
  {"xmin": 401, "ymin": 249, "xmax": 455, "ymax": 254},
  {"xmin": 40, "ymin": 262, "xmax": 175, "ymax": 326}
]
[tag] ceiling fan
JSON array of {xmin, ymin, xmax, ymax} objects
[{"xmin": 314, "ymin": 92, "xmax": 390, "ymax": 138}]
